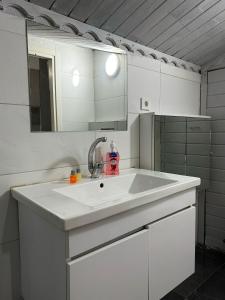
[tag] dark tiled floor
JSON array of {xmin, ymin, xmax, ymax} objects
[{"xmin": 162, "ymin": 246, "xmax": 225, "ymax": 300}]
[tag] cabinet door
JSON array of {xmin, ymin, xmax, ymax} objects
[
  {"xmin": 147, "ymin": 207, "xmax": 195, "ymax": 300},
  {"xmin": 68, "ymin": 230, "xmax": 149, "ymax": 300}
]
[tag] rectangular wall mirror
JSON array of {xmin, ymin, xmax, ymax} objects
[{"xmin": 26, "ymin": 21, "xmax": 128, "ymax": 132}]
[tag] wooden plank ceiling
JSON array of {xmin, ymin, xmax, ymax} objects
[{"xmin": 29, "ymin": 0, "xmax": 225, "ymax": 66}]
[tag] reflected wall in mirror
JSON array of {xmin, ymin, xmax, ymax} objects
[{"xmin": 27, "ymin": 21, "xmax": 128, "ymax": 132}]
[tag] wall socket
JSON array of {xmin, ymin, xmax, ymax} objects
[{"xmin": 140, "ymin": 97, "xmax": 150, "ymax": 111}]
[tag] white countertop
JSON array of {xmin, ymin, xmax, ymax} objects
[{"xmin": 12, "ymin": 168, "xmax": 200, "ymax": 231}]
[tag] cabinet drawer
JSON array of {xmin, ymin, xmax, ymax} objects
[
  {"xmin": 67, "ymin": 230, "xmax": 149, "ymax": 300},
  {"xmin": 68, "ymin": 188, "xmax": 196, "ymax": 258},
  {"xmin": 147, "ymin": 207, "xmax": 196, "ymax": 300}
]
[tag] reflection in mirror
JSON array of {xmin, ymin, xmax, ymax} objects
[
  {"xmin": 28, "ymin": 54, "xmax": 56, "ymax": 131},
  {"xmin": 26, "ymin": 21, "xmax": 127, "ymax": 132}
]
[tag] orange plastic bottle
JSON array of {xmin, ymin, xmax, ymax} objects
[{"xmin": 70, "ymin": 169, "xmax": 77, "ymax": 184}]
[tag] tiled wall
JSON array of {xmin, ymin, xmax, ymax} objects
[
  {"xmin": 205, "ymin": 68, "xmax": 225, "ymax": 251},
  {"xmin": 0, "ymin": 12, "xmax": 139, "ymax": 299},
  {"xmin": 157, "ymin": 116, "xmax": 211, "ymax": 244}
]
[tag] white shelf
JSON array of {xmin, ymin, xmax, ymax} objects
[{"xmin": 155, "ymin": 113, "xmax": 211, "ymax": 119}]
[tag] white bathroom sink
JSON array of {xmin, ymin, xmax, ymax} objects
[
  {"xmin": 54, "ymin": 173, "xmax": 177, "ymax": 208},
  {"xmin": 12, "ymin": 168, "xmax": 200, "ymax": 230}
]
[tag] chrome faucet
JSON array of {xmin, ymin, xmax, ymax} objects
[{"xmin": 88, "ymin": 137, "xmax": 107, "ymax": 178}]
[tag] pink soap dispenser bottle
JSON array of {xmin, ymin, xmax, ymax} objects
[{"xmin": 105, "ymin": 141, "xmax": 120, "ymax": 175}]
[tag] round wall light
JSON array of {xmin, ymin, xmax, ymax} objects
[
  {"xmin": 72, "ymin": 69, "xmax": 80, "ymax": 87},
  {"xmin": 105, "ymin": 54, "xmax": 120, "ymax": 77}
]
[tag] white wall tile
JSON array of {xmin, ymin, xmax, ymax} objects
[
  {"xmin": 127, "ymin": 54, "xmax": 160, "ymax": 72},
  {"xmin": 128, "ymin": 65, "xmax": 160, "ymax": 114},
  {"xmin": 94, "ymin": 50, "xmax": 126, "ymax": 78},
  {"xmin": 0, "ymin": 164, "xmax": 91, "ymax": 244},
  {"xmin": 61, "ymin": 121, "xmax": 89, "ymax": 132},
  {"xmin": 60, "ymin": 73, "xmax": 94, "ymax": 101},
  {"xmin": 57, "ymin": 43, "xmax": 93, "ymax": 76},
  {"xmin": 161, "ymin": 63, "xmax": 201, "ymax": 83},
  {"xmin": 0, "ymin": 12, "xmax": 25, "ymax": 35},
  {"xmin": 0, "ymin": 30, "xmax": 29, "ymax": 105},
  {"xmin": 115, "ymin": 113, "xmax": 139, "ymax": 159},
  {"xmin": 94, "ymin": 75, "xmax": 126, "ymax": 101},
  {"xmin": 96, "ymin": 113, "xmax": 139, "ymax": 160},
  {"xmin": 0, "ymin": 104, "xmax": 95, "ymax": 175},
  {"xmin": 160, "ymin": 73, "xmax": 200, "ymax": 116},
  {"xmin": 61, "ymin": 98, "xmax": 95, "ymax": 123},
  {"xmin": 93, "ymin": 50, "xmax": 127, "ymax": 123},
  {"xmin": 95, "ymin": 96, "xmax": 126, "ymax": 122}
]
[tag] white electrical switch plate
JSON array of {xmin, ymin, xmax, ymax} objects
[{"xmin": 140, "ymin": 97, "xmax": 150, "ymax": 111}]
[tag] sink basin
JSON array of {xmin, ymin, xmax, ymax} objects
[
  {"xmin": 12, "ymin": 168, "xmax": 200, "ymax": 230},
  {"xmin": 54, "ymin": 173, "xmax": 177, "ymax": 208}
]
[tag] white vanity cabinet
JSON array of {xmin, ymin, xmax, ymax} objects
[
  {"xmin": 148, "ymin": 207, "xmax": 196, "ymax": 300},
  {"xmin": 68, "ymin": 230, "xmax": 149, "ymax": 300},
  {"xmin": 17, "ymin": 187, "xmax": 197, "ymax": 300}
]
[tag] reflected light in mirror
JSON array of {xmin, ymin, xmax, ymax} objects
[
  {"xmin": 105, "ymin": 53, "xmax": 120, "ymax": 77},
  {"xmin": 72, "ymin": 69, "xmax": 80, "ymax": 87}
]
